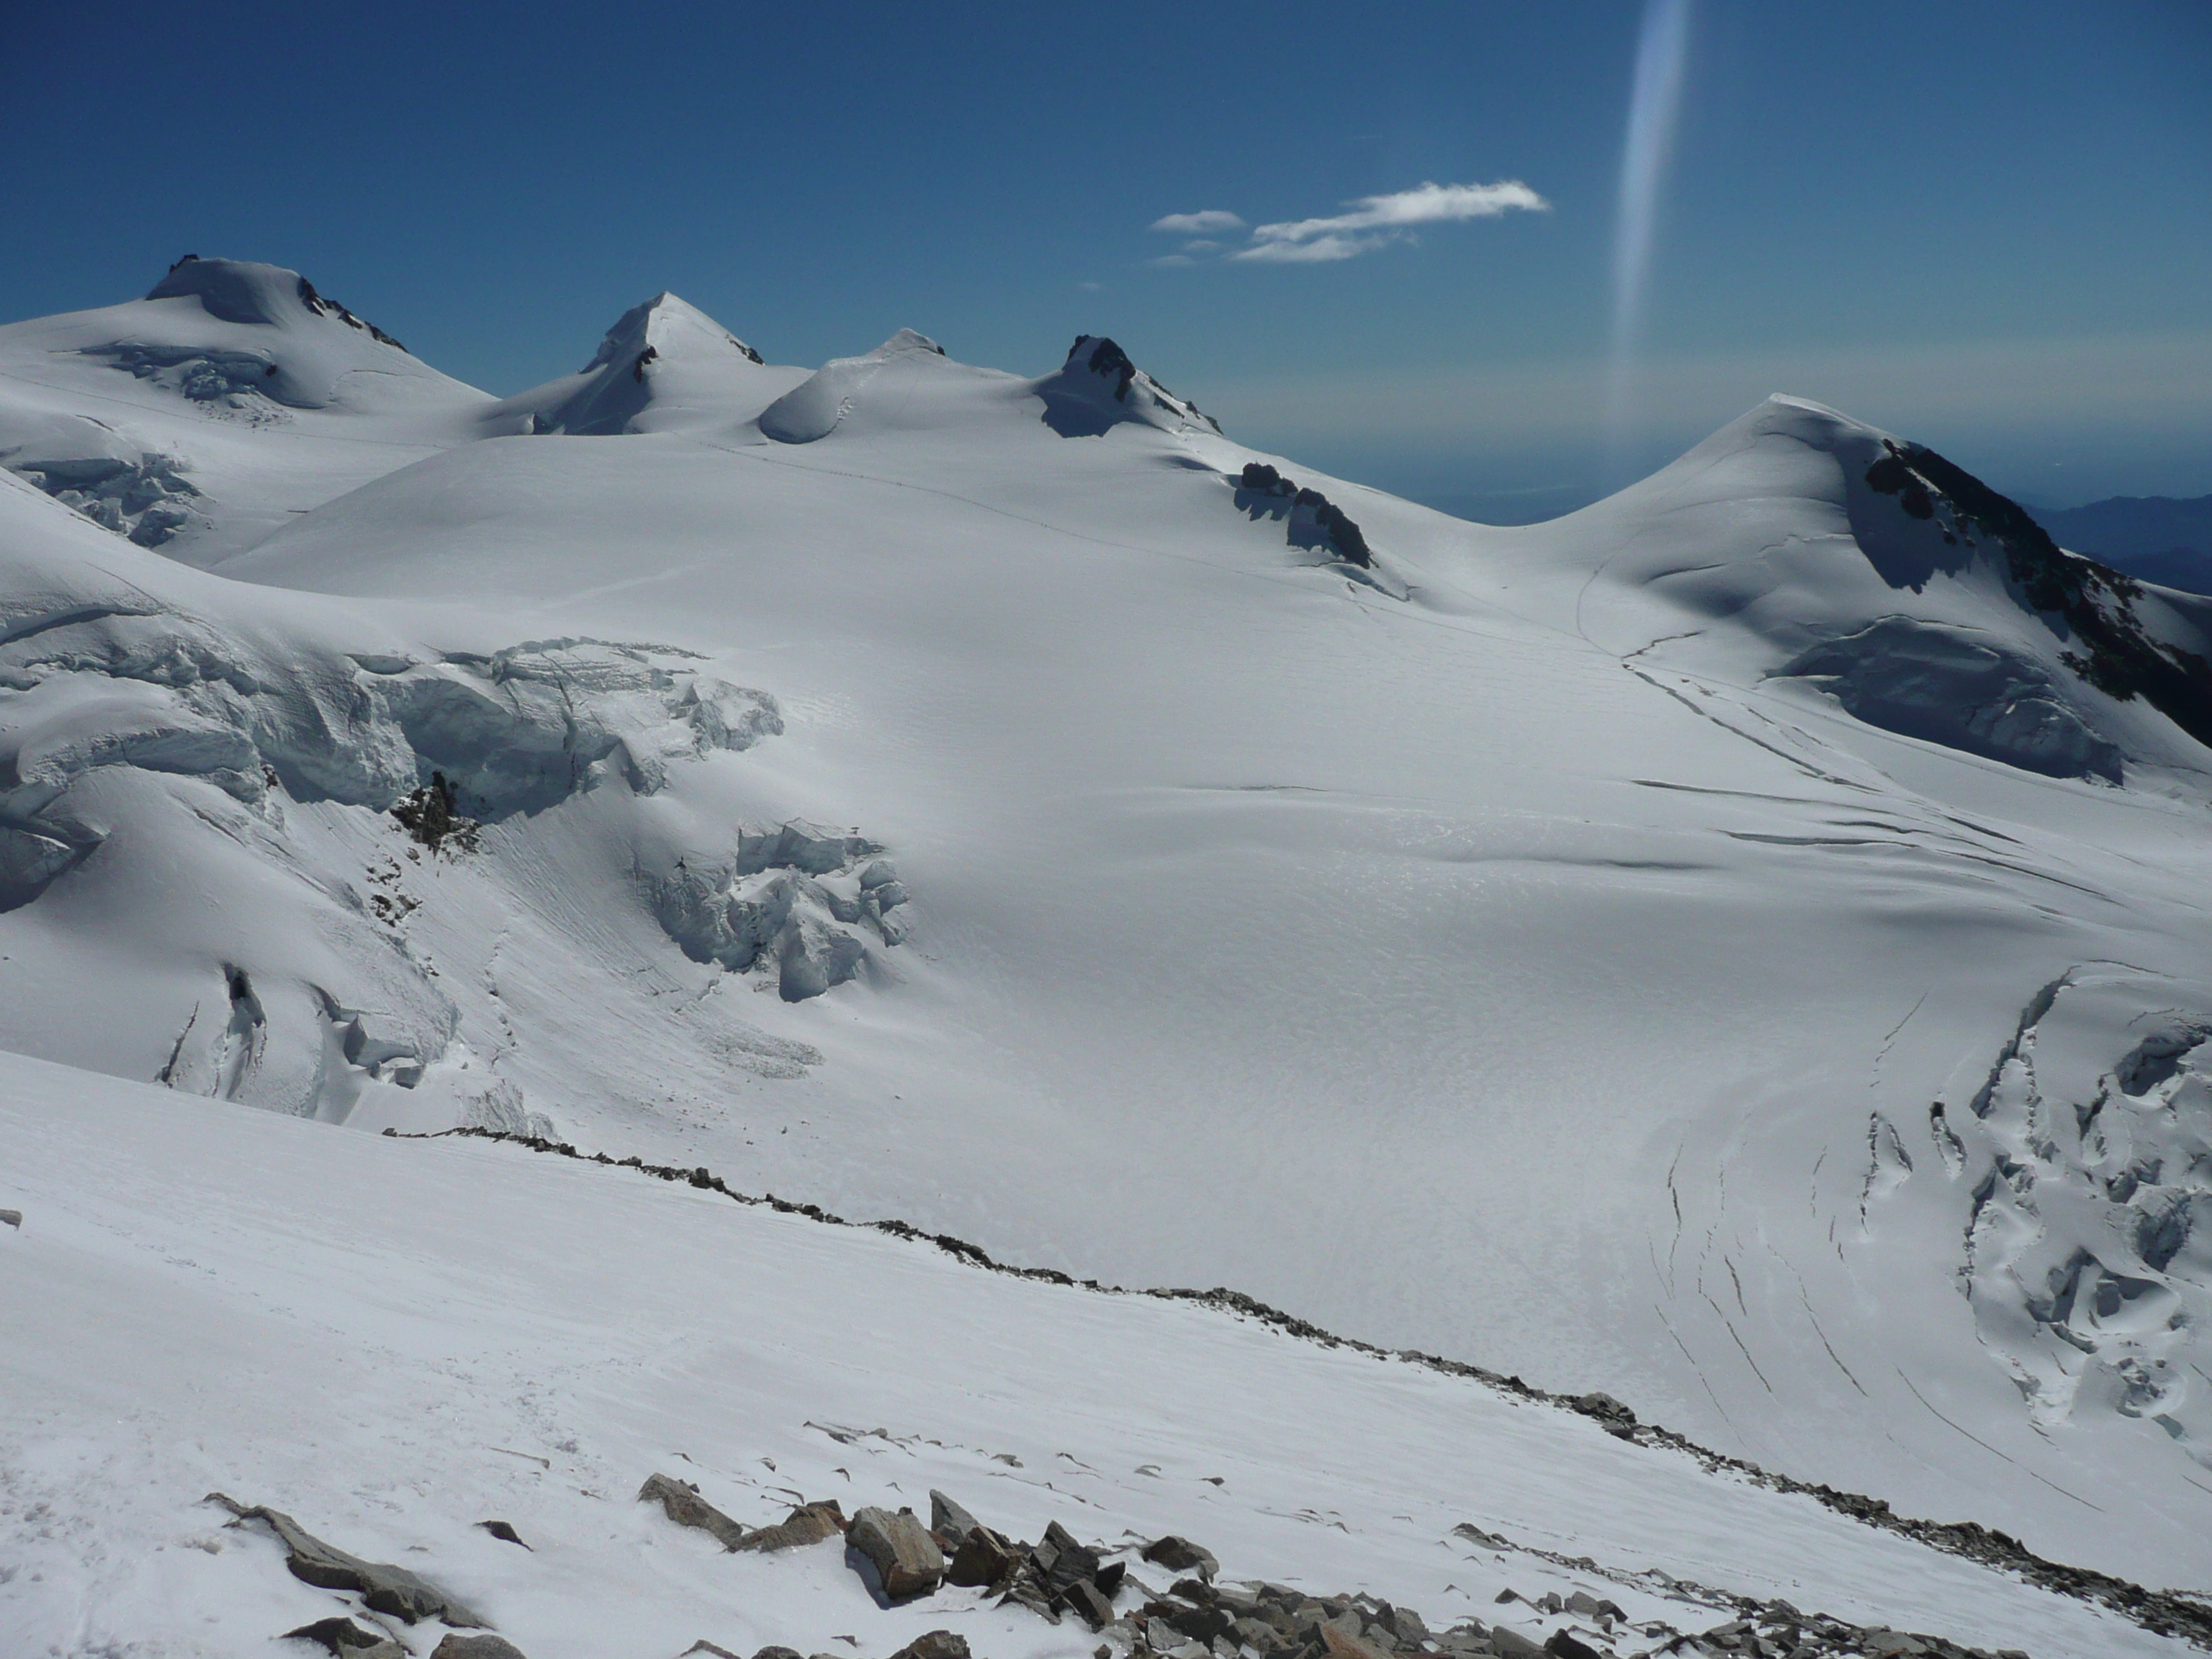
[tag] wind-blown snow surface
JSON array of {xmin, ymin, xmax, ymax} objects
[
  {"xmin": 0, "ymin": 1057, "xmax": 2188, "ymax": 1659},
  {"xmin": 5, "ymin": 262, "xmax": 2212, "ymax": 1608}
]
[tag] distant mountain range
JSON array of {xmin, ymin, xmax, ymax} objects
[{"xmin": 2035, "ymin": 493, "xmax": 2212, "ymax": 593}]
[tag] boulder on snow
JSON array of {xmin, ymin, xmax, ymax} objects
[
  {"xmin": 945, "ymin": 1521, "xmax": 1019, "ymax": 1586},
  {"xmin": 928, "ymin": 1488, "xmax": 981, "ymax": 1545},
  {"xmin": 429, "ymin": 1638, "xmax": 529, "ymax": 1659},
  {"xmin": 284, "ymin": 1616, "xmax": 408, "ymax": 1658},
  {"xmin": 637, "ymin": 1472, "xmax": 752, "ymax": 1550},
  {"xmin": 0, "ymin": 1209, "xmax": 19, "ymax": 1228},
  {"xmin": 889, "ymin": 1634, "xmax": 971, "ymax": 1659},
  {"xmin": 734, "ymin": 1498, "xmax": 846, "ymax": 1552},
  {"xmin": 477, "ymin": 1519, "xmax": 530, "ymax": 1548},
  {"xmin": 847, "ymin": 1504, "xmax": 945, "ymax": 1599},
  {"xmin": 1140, "ymin": 1534, "xmax": 1219, "ymax": 1581},
  {"xmin": 207, "ymin": 1492, "xmax": 485, "ymax": 1627},
  {"xmin": 678, "ymin": 1646, "xmax": 741, "ymax": 1659}
]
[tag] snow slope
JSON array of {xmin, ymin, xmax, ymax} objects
[
  {"xmin": 0, "ymin": 1055, "xmax": 2190, "ymax": 1659},
  {"xmin": 4, "ymin": 266, "xmax": 2211, "ymax": 1613}
]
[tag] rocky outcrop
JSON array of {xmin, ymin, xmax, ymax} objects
[
  {"xmin": 206, "ymin": 1491, "xmax": 485, "ymax": 1627},
  {"xmin": 1232, "ymin": 464, "xmax": 1372, "ymax": 568}
]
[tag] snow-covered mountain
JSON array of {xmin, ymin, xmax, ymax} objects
[{"xmin": 4, "ymin": 260, "xmax": 2211, "ymax": 1654}]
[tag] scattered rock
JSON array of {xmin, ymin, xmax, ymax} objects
[
  {"xmin": 477, "ymin": 1519, "xmax": 531, "ymax": 1549},
  {"xmin": 847, "ymin": 1505, "xmax": 946, "ymax": 1599},
  {"xmin": 284, "ymin": 1616, "xmax": 408, "ymax": 1658},
  {"xmin": 1140, "ymin": 1535, "xmax": 1219, "ymax": 1581},
  {"xmin": 1540, "ymin": 1631, "xmax": 1603, "ymax": 1659},
  {"xmin": 680, "ymin": 1645, "xmax": 742, "ymax": 1659},
  {"xmin": 889, "ymin": 1634, "xmax": 971, "ymax": 1659},
  {"xmin": 637, "ymin": 1473, "xmax": 752, "ymax": 1551},
  {"xmin": 0, "ymin": 1209, "xmax": 19, "ymax": 1229},
  {"xmin": 207, "ymin": 1492, "xmax": 485, "ymax": 1627},
  {"xmin": 929, "ymin": 1488, "xmax": 981, "ymax": 1547},
  {"xmin": 1483, "ymin": 1630, "xmax": 1544, "ymax": 1659},
  {"xmin": 430, "ymin": 1638, "xmax": 529, "ymax": 1659},
  {"xmin": 750, "ymin": 1647, "xmax": 804, "ymax": 1659},
  {"xmin": 737, "ymin": 1499, "xmax": 847, "ymax": 1552}
]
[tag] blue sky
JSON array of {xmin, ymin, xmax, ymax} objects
[{"xmin": 4, "ymin": 1, "xmax": 2207, "ymax": 515}]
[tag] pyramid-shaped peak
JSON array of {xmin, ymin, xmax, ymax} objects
[
  {"xmin": 582, "ymin": 292, "xmax": 763, "ymax": 374},
  {"xmin": 144, "ymin": 256, "xmax": 412, "ymax": 352}
]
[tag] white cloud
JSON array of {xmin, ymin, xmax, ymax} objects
[
  {"xmin": 1243, "ymin": 180, "xmax": 1548, "ymax": 258},
  {"xmin": 1149, "ymin": 210, "xmax": 1246, "ymax": 235},
  {"xmin": 1151, "ymin": 181, "xmax": 1547, "ymax": 268},
  {"xmin": 1231, "ymin": 233, "xmax": 1394, "ymax": 264}
]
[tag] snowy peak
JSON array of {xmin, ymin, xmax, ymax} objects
[
  {"xmin": 579, "ymin": 291, "xmax": 764, "ymax": 377},
  {"xmin": 144, "ymin": 256, "xmax": 414, "ymax": 353},
  {"xmin": 755, "ymin": 329, "xmax": 976, "ymax": 445},
  {"xmin": 868, "ymin": 327, "xmax": 946, "ymax": 359},
  {"xmin": 1565, "ymin": 393, "xmax": 2212, "ymax": 783},
  {"xmin": 1034, "ymin": 335, "xmax": 1220, "ymax": 438},
  {"xmin": 495, "ymin": 292, "xmax": 788, "ymax": 437}
]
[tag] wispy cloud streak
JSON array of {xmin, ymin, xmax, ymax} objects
[{"xmin": 1150, "ymin": 181, "xmax": 1547, "ymax": 264}]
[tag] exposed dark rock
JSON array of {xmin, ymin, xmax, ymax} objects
[
  {"xmin": 207, "ymin": 1492, "xmax": 485, "ymax": 1627},
  {"xmin": 946, "ymin": 1522, "xmax": 1019, "ymax": 1587},
  {"xmin": 637, "ymin": 1473, "xmax": 752, "ymax": 1550},
  {"xmin": 1483, "ymin": 1630, "xmax": 1545, "ymax": 1659},
  {"xmin": 284, "ymin": 1616, "xmax": 407, "ymax": 1658},
  {"xmin": 736, "ymin": 1499, "xmax": 847, "ymax": 1552},
  {"xmin": 1570, "ymin": 1393, "xmax": 1635, "ymax": 1430},
  {"xmin": 1864, "ymin": 437, "xmax": 2212, "ymax": 752},
  {"xmin": 1065, "ymin": 1579, "xmax": 1116, "ymax": 1631},
  {"xmin": 1318, "ymin": 1622, "xmax": 1391, "ymax": 1659},
  {"xmin": 1540, "ymin": 1632, "xmax": 1602, "ymax": 1659},
  {"xmin": 1141, "ymin": 1534, "xmax": 1219, "ymax": 1581},
  {"xmin": 392, "ymin": 772, "xmax": 480, "ymax": 853},
  {"xmin": 477, "ymin": 1519, "xmax": 529, "ymax": 1549},
  {"xmin": 929, "ymin": 1488, "xmax": 980, "ymax": 1546},
  {"xmin": 634, "ymin": 346, "xmax": 660, "ymax": 383},
  {"xmin": 293, "ymin": 275, "xmax": 409, "ymax": 352},
  {"xmin": 847, "ymin": 1505, "xmax": 945, "ymax": 1599},
  {"xmin": 1085, "ymin": 338, "xmax": 1138, "ymax": 401},
  {"xmin": 680, "ymin": 1645, "xmax": 742, "ymax": 1659},
  {"xmin": 0, "ymin": 1209, "xmax": 19, "ymax": 1228},
  {"xmin": 1230, "ymin": 469, "xmax": 1371, "ymax": 567},
  {"xmin": 749, "ymin": 1647, "xmax": 804, "ymax": 1659},
  {"xmin": 429, "ymin": 1638, "xmax": 529, "ymax": 1659},
  {"xmin": 889, "ymin": 1634, "xmax": 970, "ymax": 1659}
]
